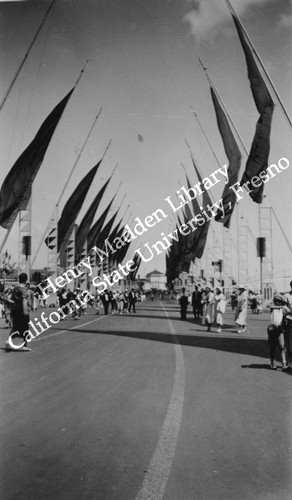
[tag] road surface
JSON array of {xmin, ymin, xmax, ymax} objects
[{"xmin": 1, "ymin": 298, "xmax": 291, "ymax": 499}]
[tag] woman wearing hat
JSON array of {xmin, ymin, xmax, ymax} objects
[
  {"xmin": 235, "ymin": 285, "xmax": 248, "ymax": 333},
  {"xmin": 214, "ymin": 287, "xmax": 226, "ymax": 333},
  {"xmin": 202, "ymin": 286, "xmax": 215, "ymax": 332}
]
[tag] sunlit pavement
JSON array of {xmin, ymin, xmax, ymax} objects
[{"xmin": 1, "ymin": 299, "xmax": 292, "ymax": 500}]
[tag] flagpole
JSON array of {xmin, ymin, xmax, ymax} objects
[
  {"xmin": 0, "ymin": 0, "xmax": 56, "ymax": 113},
  {"xmin": 225, "ymin": 0, "xmax": 292, "ymax": 129},
  {"xmin": 56, "ymin": 107, "xmax": 103, "ymax": 205}
]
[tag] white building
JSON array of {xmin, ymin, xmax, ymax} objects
[{"xmin": 144, "ymin": 269, "xmax": 167, "ymax": 291}]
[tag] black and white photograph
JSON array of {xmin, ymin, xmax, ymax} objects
[{"xmin": 0, "ymin": 0, "xmax": 292, "ymax": 498}]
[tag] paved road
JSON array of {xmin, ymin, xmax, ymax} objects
[{"xmin": 1, "ymin": 299, "xmax": 291, "ymax": 500}]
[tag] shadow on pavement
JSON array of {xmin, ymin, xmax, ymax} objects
[
  {"xmin": 63, "ymin": 327, "xmax": 291, "ymax": 373},
  {"xmin": 242, "ymin": 363, "xmax": 292, "ymax": 375}
]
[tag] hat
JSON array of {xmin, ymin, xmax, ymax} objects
[
  {"xmin": 238, "ymin": 285, "xmax": 246, "ymax": 290},
  {"xmin": 273, "ymin": 294, "xmax": 287, "ymax": 305}
]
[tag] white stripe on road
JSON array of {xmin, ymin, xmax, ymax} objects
[
  {"xmin": 135, "ymin": 302, "xmax": 185, "ymax": 500},
  {"xmin": 35, "ymin": 315, "xmax": 105, "ymax": 342}
]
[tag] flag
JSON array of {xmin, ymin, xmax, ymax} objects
[
  {"xmin": 186, "ymin": 175, "xmax": 201, "ymax": 217},
  {"xmin": 111, "ymin": 224, "xmax": 128, "ymax": 265},
  {"xmin": 232, "ymin": 14, "xmax": 274, "ymax": 203},
  {"xmin": 0, "ymin": 88, "xmax": 74, "ymax": 229},
  {"xmin": 211, "ymin": 87, "xmax": 242, "ymax": 227},
  {"xmin": 165, "ymin": 224, "xmax": 183, "ymax": 282},
  {"xmin": 75, "ymin": 177, "xmax": 111, "ymax": 260},
  {"xmin": 241, "ymin": 107, "xmax": 273, "ymax": 203},
  {"xmin": 92, "ymin": 209, "xmax": 119, "ymax": 251},
  {"xmin": 192, "ymin": 160, "xmax": 212, "ymax": 259},
  {"xmin": 87, "ymin": 196, "xmax": 115, "ymax": 251},
  {"xmin": 57, "ymin": 159, "xmax": 102, "ymax": 252},
  {"xmin": 129, "ymin": 253, "xmax": 142, "ymax": 281}
]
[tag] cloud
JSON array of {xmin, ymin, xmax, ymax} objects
[{"xmin": 183, "ymin": 0, "xmax": 269, "ymax": 42}]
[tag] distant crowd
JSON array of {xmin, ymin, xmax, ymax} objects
[
  {"xmin": 177, "ymin": 282, "xmax": 292, "ymax": 370},
  {"xmin": 2, "ymin": 275, "xmax": 292, "ymax": 369}
]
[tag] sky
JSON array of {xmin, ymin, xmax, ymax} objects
[{"xmin": 0, "ymin": 0, "xmax": 291, "ymax": 289}]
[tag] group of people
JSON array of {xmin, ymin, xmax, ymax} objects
[
  {"xmin": 3, "ymin": 271, "xmax": 292, "ymax": 368},
  {"xmin": 179, "ymin": 281, "xmax": 292, "ymax": 370},
  {"xmin": 179, "ymin": 284, "xmax": 251, "ymax": 334},
  {"xmin": 179, "ymin": 285, "xmax": 229, "ymax": 333},
  {"xmin": 57, "ymin": 287, "xmax": 91, "ymax": 320},
  {"xmin": 267, "ymin": 282, "xmax": 292, "ymax": 370},
  {"xmin": 96, "ymin": 289, "xmax": 140, "ymax": 315}
]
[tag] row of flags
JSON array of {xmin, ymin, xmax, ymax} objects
[
  {"xmin": 165, "ymin": 5, "xmax": 274, "ymax": 283},
  {"xmin": 0, "ymin": 2, "xmax": 279, "ymax": 287}
]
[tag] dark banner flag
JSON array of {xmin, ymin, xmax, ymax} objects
[
  {"xmin": 75, "ymin": 177, "xmax": 111, "ymax": 260},
  {"xmin": 57, "ymin": 159, "xmax": 102, "ymax": 252},
  {"xmin": 211, "ymin": 87, "xmax": 242, "ymax": 227},
  {"xmin": 129, "ymin": 253, "xmax": 141, "ymax": 281},
  {"xmin": 92, "ymin": 209, "xmax": 119, "ymax": 251},
  {"xmin": 181, "ymin": 174, "xmax": 201, "ymax": 271},
  {"xmin": 186, "ymin": 174, "xmax": 201, "ymax": 217},
  {"xmin": 0, "ymin": 88, "xmax": 74, "ymax": 229},
  {"xmin": 87, "ymin": 196, "xmax": 115, "ymax": 251},
  {"xmin": 192, "ymin": 160, "xmax": 212, "ymax": 259},
  {"xmin": 232, "ymin": 14, "xmax": 274, "ymax": 203}
]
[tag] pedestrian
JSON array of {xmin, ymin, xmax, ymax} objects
[
  {"xmin": 124, "ymin": 289, "xmax": 129, "ymax": 312},
  {"xmin": 202, "ymin": 286, "xmax": 215, "ymax": 332},
  {"xmin": 128, "ymin": 288, "xmax": 136, "ymax": 313},
  {"xmin": 58, "ymin": 288, "xmax": 68, "ymax": 316},
  {"xmin": 3, "ymin": 288, "xmax": 13, "ymax": 328},
  {"xmin": 284, "ymin": 280, "xmax": 292, "ymax": 365},
  {"xmin": 191, "ymin": 285, "xmax": 202, "ymax": 320},
  {"xmin": 118, "ymin": 291, "xmax": 125, "ymax": 314},
  {"xmin": 179, "ymin": 287, "xmax": 189, "ymax": 320},
  {"xmin": 250, "ymin": 293, "xmax": 258, "ymax": 314},
  {"xmin": 72, "ymin": 288, "xmax": 82, "ymax": 319},
  {"xmin": 101, "ymin": 291, "xmax": 110, "ymax": 315},
  {"xmin": 267, "ymin": 294, "xmax": 289, "ymax": 370},
  {"xmin": 256, "ymin": 291, "xmax": 263, "ymax": 314},
  {"xmin": 214, "ymin": 287, "xmax": 226, "ymax": 333},
  {"xmin": 235, "ymin": 285, "xmax": 248, "ymax": 333},
  {"xmin": 95, "ymin": 293, "xmax": 101, "ymax": 315},
  {"xmin": 6, "ymin": 273, "xmax": 34, "ymax": 351},
  {"xmin": 230, "ymin": 290, "xmax": 238, "ymax": 312}
]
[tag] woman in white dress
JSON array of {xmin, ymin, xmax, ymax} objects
[
  {"xmin": 235, "ymin": 286, "xmax": 248, "ymax": 333},
  {"xmin": 202, "ymin": 286, "xmax": 215, "ymax": 332},
  {"xmin": 214, "ymin": 287, "xmax": 226, "ymax": 333}
]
